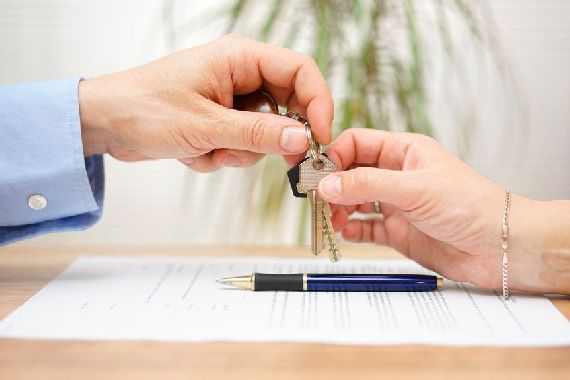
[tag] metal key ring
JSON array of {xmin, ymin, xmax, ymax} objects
[{"xmin": 304, "ymin": 123, "xmax": 323, "ymax": 167}]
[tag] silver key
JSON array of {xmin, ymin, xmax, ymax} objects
[
  {"xmin": 298, "ymin": 154, "xmax": 340, "ymax": 261},
  {"xmin": 297, "ymin": 154, "xmax": 337, "ymax": 193},
  {"xmin": 306, "ymin": 189, "xmax": 324, "ymax": 255},
  {"xmin": 322, "ymin": 201, "xmax": 341, "ymax": 262}
]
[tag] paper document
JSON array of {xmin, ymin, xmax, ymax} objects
[{"xmin": 1, "ymin": 256, "xmax": 569, "ymax": 346}]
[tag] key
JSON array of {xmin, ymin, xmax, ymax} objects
[
  {"xmin": 318, "ymin": 196, "xmax": 326, "ymax": 252},
  {"xmin": 297, "ymin": 154, "xmax": 337, "ymax": 195},
  {"xmin": 306, "ymin": 189, "xmax": 324, "ymax": 255},
  {"xmin": 322, "ymin": 201, "xmax": 341, "ymax": 262},
  {"xmin": 297, "ymin": 154, "xmax": 338, "ymax": 259},
  {"xmin": 287, "ymin": 157, "xmax": 309, "ymax": 198},
  {"xmin": 288, "ymin": 156, "xmax": 325, "ymax": 255}
]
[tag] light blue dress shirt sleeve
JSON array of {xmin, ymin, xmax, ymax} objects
[{"xmin": 0, "ymin": 77, "xmax": 105, "ymax": 245}]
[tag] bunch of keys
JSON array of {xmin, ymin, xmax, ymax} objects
[
  {"xmin": 286, "ymin": 113, "xmax": 341, "ymax": 262},
  {"xmin": 234, "ymin": 90, "xmax": 341, "ymax": 262}
]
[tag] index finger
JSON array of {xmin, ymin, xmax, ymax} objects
[
  {"xmin": 324, "ymin": 129, "xmax": 421, "ymax": 171},
  {"xmin": 223, "ymin": 35, "xmax": 334, "ymax": 145}
]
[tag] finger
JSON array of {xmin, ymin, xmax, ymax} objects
[
  {"xmin": 283, "ymin": 153, "xmax": 306, "ymax": 167},
  {"xmin": 354, "ymin": 202, "xmax": 378, "ymax": 214},
  {"xmin": 178, "ymin": 154, "xmax": 219, "ymax": 173},
  {"xmin": 108, "ymin": 147, "xmax": 153, "ymax": 162},
  {"xmin": 335, "ymin": 203, "xmax": 380, "ymax": 216},
  {"xmin": 317, "ymin": 167, "xmax": 420, "ymax": 210},
  {"xmin": 324, "ymin": 128, "xmax": 432, "ymax": 171},
  {"xmin": 211, "ymin": 149, "xmax": 265, "ymax": 168},
  {"xmin": 342, "ymin": 211, "xmax": 410, "ymax": 252},
  {"xmin": 222, "ymin": 34, "xmax": 333, "ymax": 145},
  {"xmin": 341, "ymin": 219, "xmax": 389, "ymax": 245},
  {"xmin": 208, "ymin": 105, "xmax": 309, "ymax": 155},
  {"xmin": 377, "ymin": 202, "xmax": 400, "ymax": 218},
  {"xmin": 329, "ymin": 204, "xmax": 364, "ymax": 220},
  {"xmin": 330, "ymin": 203, "xmax": 382, "ymax": 233},
  {"xmin": 404, "ymin": 229, "xmax": 474, "ymax": 283},
  {"xmin": 331, "ymin": 206, "xmax": 350, "ymax": 231}
]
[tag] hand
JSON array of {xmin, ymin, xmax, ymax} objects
[
  {"xmin": 78, "ymin": 34, "xmax": 333, "ymax": 171},
  {"xmin": 317, "ymin": 128, "xmax": 570, "ymax": 294}
]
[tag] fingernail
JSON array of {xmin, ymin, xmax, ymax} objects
[
  {"xmin": 319, "ymin": 175, "xmax": 341, "ymax": 198},
  {"xmin": 222, "ymin": 154, "xmax": 239, "ymax": 167},
  {"xmin": 280, "ymin": 127, "xmax": 307, "ymax": 153}
]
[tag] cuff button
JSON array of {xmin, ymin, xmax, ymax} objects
[{"xmin": 28, "ymin": 194, "xmax": 48, "ymax": 210}]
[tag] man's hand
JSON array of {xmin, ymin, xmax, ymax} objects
[{"xmin": 79, "ymin": 34, "xmax": 333, "ymax": 172}]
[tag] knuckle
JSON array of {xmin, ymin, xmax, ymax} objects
[
  {"xmin": 215, "ymin": 34, "xmax": 240, "ymax": 50},
  {"xmin": 328, "ymin": 96, "xmax": 335, "ymax": 117},
  {"xmin": 193, "ymin": 166, "xmax": 219, "ymax": 174},
  {"xmin": 174, "ymin": 129, "xmax": 212, "ymax": 156},
  {"xmin": 332, "ymin": 129, "xmax": 354, "ymax": 146},
  {"xmin": 223, "ymin": 33, "xmax": 245, "ymax": 42},
  {"xmin": 351, "ymin": 167, "xmax": 373, "ymax": 187},
  {"xmin": 239, "ymin": 156, "xmax": 263, "ymax": 168},
  {"xmin": 351, "ymin": 167, "xmax": 381, "ymax": 202},
  {"xmin": 414, "ymin": 133, "xmax": 436, "ymax": 146},
  {"xmin": 343, "ymin": 128, "xmax": 358, "ymax": 139},
  {"xmin": 342, "ymin": 167, "xmax": 368, "ymax": 196},
  {"xmin": 242, "ymin": 117, "xmax": 267, "ymax": 151},
  {"xmin": 305, "ymin": 56, "xmax": 319, "ymax": 70},
  {"xmin": 408, "ymin": 133, "xmax": 440, "ymax": 158}
]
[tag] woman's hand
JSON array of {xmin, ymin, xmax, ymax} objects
[
  {"xmin": 78, "ymin": 34, "xmax": 333, "ymax": 171},
  {"xmin": 318, "ymin": 128, "xmax": 570, "ymax": 294}
]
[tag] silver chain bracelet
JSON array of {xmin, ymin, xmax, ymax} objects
[{"xmin": 501, "ymin": 190, "xmax": 511, "ymax": 300}]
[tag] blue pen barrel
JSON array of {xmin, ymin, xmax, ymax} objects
[{"xmin": 306, "ymin": 274, "xmax": 437, "ymax": 292}]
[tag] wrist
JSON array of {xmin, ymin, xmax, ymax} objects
[{"xmin": 78, "ymin": 78, "xmax": 116, "ymax": 157}]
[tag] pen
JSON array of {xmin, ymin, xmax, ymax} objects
[{"xmin": 217, "ymin": 273, "xmax": 443, "ymax": 292}]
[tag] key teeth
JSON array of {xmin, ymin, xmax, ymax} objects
[{"xmin": 323, "ymin": 214, "xmax": 341, "ymax": 263}]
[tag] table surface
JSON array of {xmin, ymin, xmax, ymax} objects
[{"xmin": 0, "ymin": 245, "xmax": 568, "ymax": 380}]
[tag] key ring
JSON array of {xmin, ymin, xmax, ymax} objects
[
  {"xmin": 305, "ymin": 124, "xmax": 324, "ymax": 169},
  {"xmin": 286, "ymin": 111, "xmax": 324, "ymax": 169}
]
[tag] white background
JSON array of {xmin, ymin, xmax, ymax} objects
[{"xmin": 1, "ymin": 0, "xmax": 568, "ymax": 246}]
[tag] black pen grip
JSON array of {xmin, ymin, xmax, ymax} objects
[{"xmin": 254, "ymin": 273, "xmax": 303, "ymax": 291}]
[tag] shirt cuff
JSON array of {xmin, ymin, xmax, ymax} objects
[
  {"xmin": 0, "ymin": 155, "xmax": 104, "ymax": 245},
  {"xmin": 0, "ymin": 77, "xmax": 100, "ymax": 227}
]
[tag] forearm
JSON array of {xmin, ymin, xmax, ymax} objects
[
  {"xmin": 534, "ymin": 200, "xmax": 570, "ymax": 293},
  {"xmin": 511, "ymin": 197, "xmax": 570, "ymax": 294}
]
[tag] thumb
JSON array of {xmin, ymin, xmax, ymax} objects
[
  {"xmin": 317, "ymin": 167, "xmax": 419, "ymax": 209},
  {"xmin": 211, "ymin": 108, "xmax": 309, "ymax": 154}
]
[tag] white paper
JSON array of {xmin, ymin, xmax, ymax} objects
[{"xmin": 1, "ymin": 256, "xmax": 569, "ymax": 346}]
